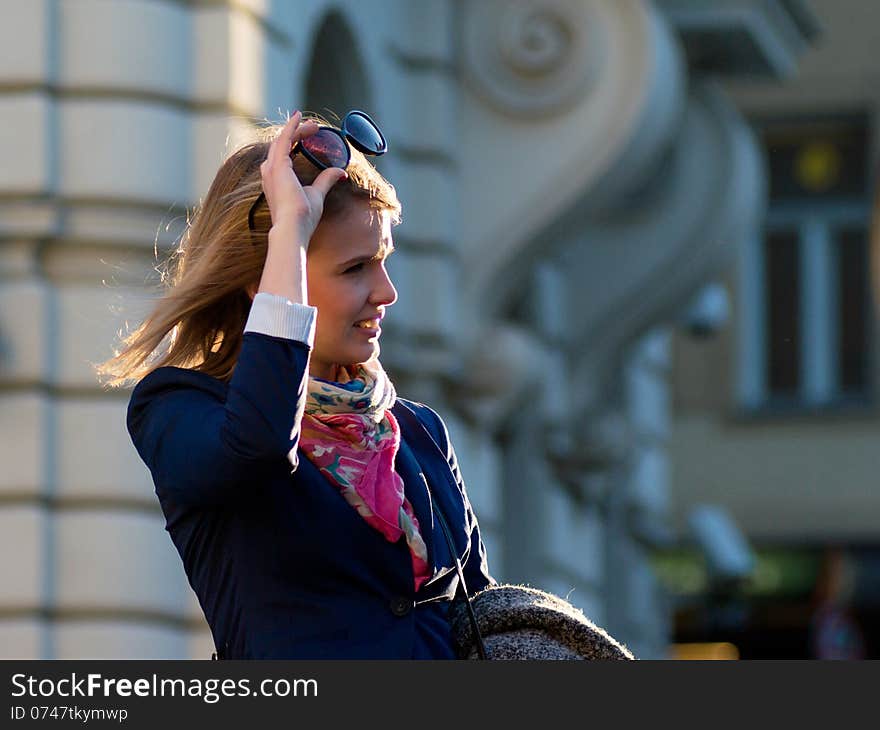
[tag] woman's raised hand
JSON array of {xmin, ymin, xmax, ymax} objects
[{"xmin": 259, "ymin": 111, "xmax": 348, "ymax": 245}]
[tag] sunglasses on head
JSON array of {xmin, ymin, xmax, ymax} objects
[{"xmin": 247, "ymin": 109, "xmax": 387, "ymax": 231}]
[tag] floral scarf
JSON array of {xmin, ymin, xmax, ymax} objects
[{"xmin": 294, "ymin": 360, "xmax": 431, "ymax": 592}]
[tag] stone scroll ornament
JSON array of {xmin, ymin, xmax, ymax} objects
[{"xmin": 460, "ymin": 0, "xmax": 606, "ymax": 116}]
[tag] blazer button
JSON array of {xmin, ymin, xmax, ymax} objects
[{"xmin": 389, "ymin": 596, "xmax": 414, "ymax": 617}]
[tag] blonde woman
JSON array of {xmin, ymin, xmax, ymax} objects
[{"xmin": 99, "ymin": 111, "xmax": 495, "ymax": 659}]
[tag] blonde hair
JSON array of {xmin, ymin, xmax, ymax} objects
[{"xmin": 96, "ymin": 116, "xmax": 401, "ymax": 388}]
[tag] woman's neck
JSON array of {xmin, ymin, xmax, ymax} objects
[{"xmin": 309, "ymin": 362, "xmax": 355, "ymax": 383}]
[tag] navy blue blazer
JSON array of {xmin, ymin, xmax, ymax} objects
[{"xmin": 127, "ymin": 331, "xmax": 494, "ymax": 659}]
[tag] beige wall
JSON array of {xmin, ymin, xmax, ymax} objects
[
  {"xmin": 670, "ymin": 0, "xmax": 880, "ymax": 542},
  {"xmin": 671, "ymin": 270, "xmax": 880, "ymax": 541},
  {"xmin": 669, "ymin": 408, "xmax": 880, "ymax": 540}
]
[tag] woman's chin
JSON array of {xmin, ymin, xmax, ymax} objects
[
  {"xmin": 362, "ymin": 342, "xmax": 381, "ymax": 362},
  {"xmin": 342, "ymin": 342, "xmax": 381, "ymax": 367}
]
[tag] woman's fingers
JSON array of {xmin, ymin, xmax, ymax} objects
[
  {"xmin": 262, "ymin": 114, "xmax": 321, "ymax": 186},
  {"xmin": 269, "ymin": 114, "xmax": 320, "ymax": 167},
  {"xmin": 261, "ymin": 113, "xmax": 311, "ymax": 206},
  {"xmin": 259, "ymin": 110, "xmax": 346, "ymax": 234},
  {"xmin": 297, "ymin": 119, "xmax": 320, "ymax": 139},
  {"xmin": 266, "ymin": 111, "xmax": 299, "ymax": 169},
  {"xmin": 309, "ymin": 167, "xmax": 348, "ymax": 199}
]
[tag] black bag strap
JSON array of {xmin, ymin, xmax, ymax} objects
[{"xmin": 393, "ymin": 401, "xmax": 488, "ymax": 660}]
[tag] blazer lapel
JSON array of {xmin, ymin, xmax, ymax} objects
[
  {"xmin": 394, "ymin": 436, "xmax": 443, "ymax": 577},
  {"xmin": 393, "ymin": 405, "xmax": 463, "ymax": 582}
]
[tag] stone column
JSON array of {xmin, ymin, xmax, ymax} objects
[{"xmin": 0, "ymin": 0, "xmax": 293, "ymax": 659}]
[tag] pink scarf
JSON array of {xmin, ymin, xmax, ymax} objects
[{"xmin": 294, "ymin": 360, "xmax": 431, "ymax": 591}]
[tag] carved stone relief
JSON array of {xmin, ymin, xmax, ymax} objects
[{"xmin": 460, "ymin": 0, "xmax": 604, "ymax": 116}]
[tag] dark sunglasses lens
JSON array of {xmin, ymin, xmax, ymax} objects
[
  {"xmin": 300, "ymin": 129, "xmax": 348, "ymax": 168},
  {"xmin": 344, "ymin": 113, "xmax": 386, "ymax": 154}
]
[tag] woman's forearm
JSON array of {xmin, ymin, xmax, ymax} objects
[{"xmin": 257, "ymin": 223, "xmax": 310, "ymax": 304}]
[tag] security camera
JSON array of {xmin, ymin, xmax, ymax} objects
[
  {"xmin": 688, "ymin": 504, "xmax": 755, "ymax": 587},
  {"xmin": 680, "ymin": 283, "xmax": 729, "ymax": 338}
]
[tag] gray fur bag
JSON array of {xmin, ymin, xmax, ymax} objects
[{"xmin": 449, "ymin": 583, "xmax": 635, "ymax": 660}]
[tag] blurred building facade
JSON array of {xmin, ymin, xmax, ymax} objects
[
  {"xmin": 0, "ymin": 0, "xmax": 814, "ymax": 659},
  {"xmin": 668, "ymin": 0, "xmax": 880, "ymax": 658}
]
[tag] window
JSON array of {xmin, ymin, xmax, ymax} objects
[{"xmin": 738, "ymin": 115, "xmax": 873, "ymax": 410}]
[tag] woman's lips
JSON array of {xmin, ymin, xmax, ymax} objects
[{"xmin": 353, "ymin": 318, "xmax": 381, "ymax": 335}]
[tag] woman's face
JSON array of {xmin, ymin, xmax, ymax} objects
[{"xmin": 306, "ymin": 201, "xmax": 398, "ymax": 379}]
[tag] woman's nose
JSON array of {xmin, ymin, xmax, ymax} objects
[{"xmin": 371, "ymin": 265, "xmax": 398, "ymax": 306}]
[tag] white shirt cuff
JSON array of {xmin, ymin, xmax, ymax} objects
[{"xmin": 244, "ymin": 292, "xmax": 317, "ymax": 347}]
